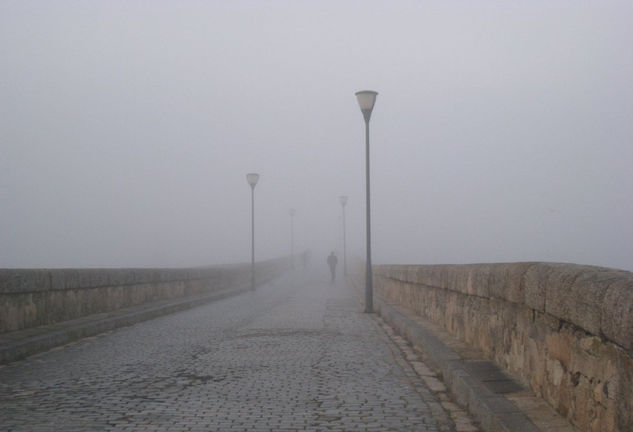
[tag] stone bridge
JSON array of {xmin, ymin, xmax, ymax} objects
[{"xmin": 0, "ymin": 259, "xmax": 631, "ymax": 432}]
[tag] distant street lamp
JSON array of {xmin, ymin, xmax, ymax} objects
[
  {"xmin": 246, "ymin": 173, "xmax": 260, "ymax": 290},
  {"xmin": 289, "ymin": 208, "xmax": 296, "ymax": 268},
  {"xmin": 338, "ymin": 196, "xmax": 348, "ymax": 277},
  {"xmin": 355, "ymin": 90, "xmax": 378, "ymax": 313}
]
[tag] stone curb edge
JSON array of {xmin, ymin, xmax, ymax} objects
[
  {"xmin": 0, "ymin": 285, "xmax": 251, "ymax": 365},
  {"xmin": 376, "ymin": 299, "xmax": 540, "ymax": 432}
]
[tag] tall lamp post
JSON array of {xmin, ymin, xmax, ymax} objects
[
  {"xmin": 355, "ymin": 90, "xmax": 378, "ymax": 313},
  {"xmin": 289, "ymin": 208, "xmax": 296, "ymax": 268},
  {"xmin": 338, "ymin": 196, "xmax": 348, "ymax": 277},
  {"xmin": 246, "ymin": 173, "xmax": 259, "ymax": 290}
]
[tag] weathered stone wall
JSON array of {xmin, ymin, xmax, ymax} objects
[
  {"xmin": 0, "ymin": 257, "xmax": 291, "ymax": 333},
  {"xmin": 374, "ymin": 262, "xmax": 633, "ymax": 432}
]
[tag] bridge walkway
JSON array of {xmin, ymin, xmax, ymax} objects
[{"xmin": 0, "ymin": 271, "xmax": 477, "ymax": 431}]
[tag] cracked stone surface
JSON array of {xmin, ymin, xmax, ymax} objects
[{"xmin": 0, "ymin": 272, "xmax": 455, "ymax": 431}]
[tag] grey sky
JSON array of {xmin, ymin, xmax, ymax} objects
[{"xmin": 2, "ymin": 1, "xmax": 632, "ymax": 271}]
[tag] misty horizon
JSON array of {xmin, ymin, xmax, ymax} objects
[{"xmin": 2, "ymin": 1, "xmax": 632, "ymax": 272}]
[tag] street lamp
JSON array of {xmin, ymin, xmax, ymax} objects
[
  {"xmin": 289, "ymin": 208, "xmax": 296, "ymax": 268},
  {"xmin": 355, "ymin": 90, "xmax": 378, "ymax": 313},
  {"xmin": 338, "ymin": 196, "xmax": 348, "ymax": 277},
  {"xmin": 246, "ymin": 173, "xmax": 259, "ymax": 290}
]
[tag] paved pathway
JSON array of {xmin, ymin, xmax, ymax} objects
[{"xmin": 0, "ymin": 272, "xmax": 455, "ymax": 431}]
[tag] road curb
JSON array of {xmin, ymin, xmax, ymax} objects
[
  {"xmin": 376, "ymin": 299, "xmax": 541, "ymax": 432},
  {"xmin": 0, "ymin": 285, "xmax": 250, "ymax": 364}
]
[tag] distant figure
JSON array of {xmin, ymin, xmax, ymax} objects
[{"xmin": 327, "ymin": 251, "xmax": 338, "ymax": 284}]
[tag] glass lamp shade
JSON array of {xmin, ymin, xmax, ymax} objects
[
  {"xmin": 355, "ymin": 90, "xmax": 378, "ymax": 122},
  {"xmin": 339, "ymin": 196, "xmax": 348, "ymax": 206},
  {"xmin": 246, "ymin": 173, "xmax": 260, "ymax": 187},
  {"xmin": 355, "ymin": 90, "xmax": 378, "ymax": 111}
]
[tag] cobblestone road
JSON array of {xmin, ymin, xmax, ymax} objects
[{"xmin": 0, "ymin": 272, "xmax": 455, "ymax": 431}]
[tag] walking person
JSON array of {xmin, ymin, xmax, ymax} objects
[{"xmin": 327, "ymin": 251, "xmax": 338, "ymax": 284}]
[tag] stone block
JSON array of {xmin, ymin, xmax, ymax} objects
[
  {"xmin": 614, "ymin": 353, "xmax": 633, "ymax": 432},
  {"xmin": 539, "ymin": 264, "xmax": 582, "ymax": 319},
  {"xmin": 499, "ymin": 262, "xmax": 537, "ymax": 304},
  {"xmin": 601, "ymin": 278, "xmax": 633, "ymax": 351},
  {"xmin": 543, "ymin": 265, "xmax": 619, "ymax": 336},
  {"xmin": 416, "ymin": 265, "xmax": 449, "ymax": 290},
  {"xmin": 462, "ymin": 264, "xmax": 493, "ymax": 297},
  {"xmin": 0, "ymin": 269, "xmax": 51, "ymax": 294},
  {"xmin": 523, "ymin": 263, "xmax": 552, "ymax": 312}
]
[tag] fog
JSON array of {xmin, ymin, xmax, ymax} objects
[{"xmin": 2, "ymin": 1, "xmax": 632, "ymax": 271}]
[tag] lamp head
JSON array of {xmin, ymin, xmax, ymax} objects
[
  {"xmin": 355, "ymin": 90, "xmax": 378, "ymax": 123},
  {"xmin": 246, "ymin": 173, "xmax": 260, "ymax": 189},
  {"xmin": 339, "ymin": 196, "xmax": 348, "ymax": 207},
  {"xmin": 289, "ymin": 209, "xmax": 296, "ymax": 217}
]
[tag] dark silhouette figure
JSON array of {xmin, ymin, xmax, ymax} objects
[{"xmin": 327, "ymin": 251, "xmax": 338, "ymax": 284}]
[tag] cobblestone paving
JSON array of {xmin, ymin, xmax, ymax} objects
[{"xmin": 0, "ymin": 272, "xmax": 455, "ymax": 431}]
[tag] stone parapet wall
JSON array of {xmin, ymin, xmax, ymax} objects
[
  {"xmin": 374, "ymin": 262, "xmax": 633, "ymax": 432},
  {"xmin": 0, "ymin": 257, "xmax": 291, "ymax": 333}
]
